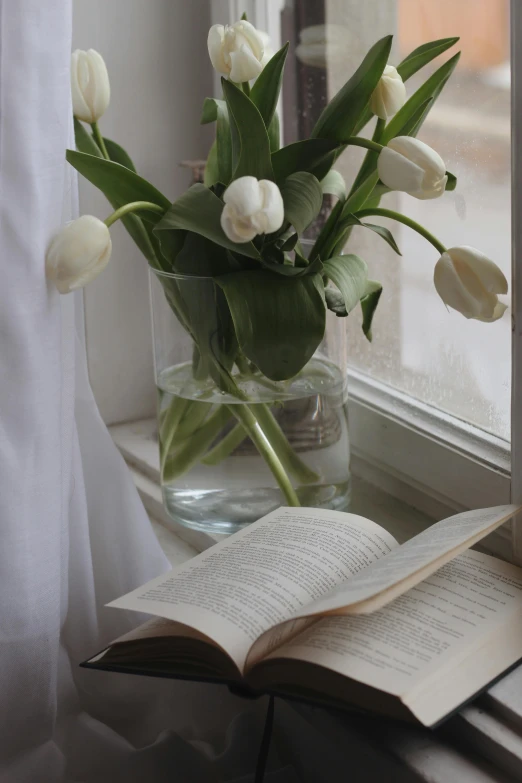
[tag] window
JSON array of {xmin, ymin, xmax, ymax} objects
[{"xmin": 243, "ymin": 0, "xmax": 519, "ymax": 558}]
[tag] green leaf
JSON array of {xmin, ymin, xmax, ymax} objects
[
  {"xmin": 173, "ymin": 233, "xmax": 232, "ymax": 276},
  {"xmin": 325, "ymin": 287, "xmax": 349, "ymax": 317},
  {"xmin": 360, "ymin": 222, "xmax": 401, "ymax": 255},
  {"xmin": 349, "ymin": 215, "xmax": 401, "ymax": 255},
  {"xmin": 155, "ymin": 231, "xmax": 187, "ymax": 269},
  {"xmin": 66, "ymin": 150, "xmax": 171, "ymax": 217},
  {"xmin": 216, "ymin": 270, "xmax": 326, "ymax": 381},
  {"xmin": 200, "ymin": 98, "xmax": 232, "ymax": 184},
  {"xmin": 280, "ymin": 172, "xmax": 323, "ymax": 234},
  {"xmin": 320, "ymin": 169, "xmax": 346, "ymax": 201},
  {"xmin": 201, "ymin": 97, "xmax": 221, "ymax": 124},
  {"xmin": 154, "ymin": 183, "xmax": 260, "ymax": 259},
  {"xmin": 72, "ymin": 120, "xmax": 163, "ymax": 269},
  {"xmin": 309, "ymin": 199, "xmax": 344, "ymax": 262},
  {"xmin": 341, "ymin": 171, "xmax": 380, "ymax": 217},
  {"xmin": 397, "ymin": 37, "xmax": 460, "ymax": 81},
  {"xmin": 259, "ymin": 255, "xmax": 323, "ymax": 278},
  {"xmin": 250, "ymin": 42, "xmax": 289, "ymax": 129},
  {"xmin": 204, "ymin": 140, "xmax": 220, "ymax": 187},
  {"xmin": 74, "ymin": 118, "xmax": 101, "ymax": 157},
  {"xmin": 272, "ymin": 138, "xmax": 341, "ymax": 182},
  {"xmin": 382, "ymin": 53, "xmax": 461, "ymax": 144},
  {"xmin": 323, "ymin": 254, "xmax": 368, "ymax": 316},
  {"xmin": 310, "ymin": 173, "xmax": 379, "ymax": 261},
  {"xmin": 311, "ymin": 35, "xmax": 392, "ymax": 141},
  {"xmin": 352, "ymin": 37, "xmax": 459, "ymax": 135},
  {"xmin": 103, "ymin": 138, "xmax": 136, "ymax": 171},
  {"xmin": 446, "ymin": 171, "xmax": 457, "ymax": 191},
  {"xmin": 215, "ymin": 104, "xmax": 233, "ymax": 184},
  {"xmin": 394, "ymin": 97, "xmax": 433, "ymax": 138},
  {"xmin": 221, "ymin": 78, "xmax": 273, "ymax": 181},
  {"xmin": 268, "ymin": 111, "xmax": 281, "ymax": 152},
  {"xmin": 360, "ymin": 280, "xmax": 383, "ymax": 341},
  {"xmin": 175, "ymin": 276, "xmax": 238, "ymax": 378},
  {"xmin": 280, "ymin": 232, "xmax": 299, "ymax": 251},
  {"xmin": 348, "ymin": 117, "xmax": 385, "ymax": 198}
]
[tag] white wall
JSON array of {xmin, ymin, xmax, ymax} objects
[{"xmin": 73, "ymin": 0, "xmax": 213, "ymax": 424}]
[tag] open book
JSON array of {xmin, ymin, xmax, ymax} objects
[{"xmin": 83, "ymin": 505, "xmax": 522, "ymax": 727}]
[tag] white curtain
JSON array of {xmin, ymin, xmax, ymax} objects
[{"xmin": 0, "ymin": 2, "xmax": 278, "ymax": 781}]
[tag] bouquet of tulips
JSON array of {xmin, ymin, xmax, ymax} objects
[{"xmin": 46, "ymin": 22, "xmax": 508, "ymax": 509}]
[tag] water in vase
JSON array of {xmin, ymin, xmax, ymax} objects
[{"xmin": 157, "ymin": 356, "xmax": 351, "ymax": 534}]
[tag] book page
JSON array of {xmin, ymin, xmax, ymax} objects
[
  {"xmin": 260, "ymin": 550, "xmax": 522, "ymax": 723},
  {"xmin": 108, "ymin": 507, "xmax": 397, "ymax": 672},
  {"xmin": 299, "ymin": 505, "xmax": 518, "ymax": 618}
]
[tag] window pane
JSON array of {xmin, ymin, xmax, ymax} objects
[{"xmin": 278, "ymin": 0, "xmax": 511, "ymax": 440}]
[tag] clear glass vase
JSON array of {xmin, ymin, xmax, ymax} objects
[{"xmin": 149, "ymin": 269, "xmax": 351, "ymax": 534}]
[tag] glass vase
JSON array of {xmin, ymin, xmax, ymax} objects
[{"xmin": 149, "ymin": 269, "xmax": 351, "ymax": 535}]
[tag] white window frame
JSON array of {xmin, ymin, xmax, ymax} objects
[{"xmin": 224, "ymin": 0, "xmax": 521, "ymax": 557}]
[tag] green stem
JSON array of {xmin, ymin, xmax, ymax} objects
[
  {"xmin": 201, "ymin": 422, "xmax": 247, "ymax": 465},
  {"xmin": 241, "ymin": 81, "xmax": 251, "ymax": 96},
  {"xmin": 162, "ymin": 407, "xmax": 231, "ymax": 484},
  {"xmin": 201, "ymin": 402, "xmax": 320, "ymax": 484},
  {"xmin": 91, "ymin": 121, "xmax": 110, "ymax": 159},
  {"xmin": 233, "ymin": 354, "xmax": 320, "ymax": 483},
  {"xmin": 344, "ymin": 136, "xmax": 384, "ymax": 154},
  {"xmin": 159, "ymin": 396, "xmax": 190, "ymax": 476},
  {"xmin": 104, "ymin": 201, "xmax": 165, "ymax": 228},
  {"xmin": 251, "ymin": 404, "xmax": 320, "ymax": 485},
  {"xmin": 349, "ymin": 118, "xmax": 386, "ymax": 196},
  {"xmin": 158, "ymin": 352, "xmax": 302, "ymax": 506},
  {"xmin": 355, "ymin": 207, "xmax": 447, "ymax": 254},
  {"xmin": 175, "ymin": 400, "xmax": 214, "ymax": 441},
  {"xmin": 227, "ymin": 404, "xmax": 300, "ymax": 506}
]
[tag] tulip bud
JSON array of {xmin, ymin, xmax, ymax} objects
[
  {"xmin": 221, "ymin": 176, "xmax": 284, "ymax": 243},
  {"xmin": 71, "ymin": 49, "xmax": 110, "ymax": 124},
  {"xmin": 370, "ymin": 65, "xmax": 406, "ymax": 120},
  {"xmin": 433, "ymin": 246, "xmax": 508, "ymax": 322},
  {"xmin": 46, "ymin": 215, "xmax": 112, "ymax": 294},
  {"xmin": 378, "ymin": 136, "xmax": 447, "ymax": 200},
  {"xmin": 208, "ymin": 20, "xmax": 265, "ymax": 83}
]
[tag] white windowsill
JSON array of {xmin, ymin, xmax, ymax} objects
[{"xmin": 111, "ymin": 416, "xmax": 512, "ymax": 561}]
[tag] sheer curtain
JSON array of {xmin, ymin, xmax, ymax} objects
[{"xmin": 0, "ymin": 2, "xmax": 277, "ymax": 781}]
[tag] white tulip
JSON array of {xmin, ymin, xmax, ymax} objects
[
  {"xmin": 71, "ymin": 49, "xmax": 110, "ymax": 124},
  {"xmin": 46, "ymin": 215, "xmax": 112, "ymax": 294},
  {"xmin": 208, "ymin": 21, "xmax": 264, "ymax": 83},
  {"xmin": 433, "ymin": 246, "xmax": 508, "ymax": 322},
  {"xmin": 221, "ymin": 176, "xmax": 284, "ymax": 243},
  {"xmin": 378, "ymin": 136, "xmax": 447, "ymax": 200},
  {"xmin": 370, "ymin": 64, "xmax": 406, "ymax": 120}
]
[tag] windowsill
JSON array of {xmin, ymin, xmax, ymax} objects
[
  {"xmin": 110, "ymin": 416, "xmax": 522, "ymax": 781},
  {"xmin": 110, "ymin": 416, "xmax": 435, "ymax": 556},
  {"xmin": 110, "ymin": 416, "xmax": 512, "ymax": 561}
]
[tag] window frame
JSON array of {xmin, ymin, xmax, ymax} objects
[
  {"xmin": 510, "ymin": 0, "xmax": 522, "ymax": 560},
  {"xmin": 234, "ymin": 0, "xmax": 521, "ymax": 556}
]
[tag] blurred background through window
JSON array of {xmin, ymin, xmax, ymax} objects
[{"xmin": 278, "ymin": 0, "xmax": 511, "ymax": 440}]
